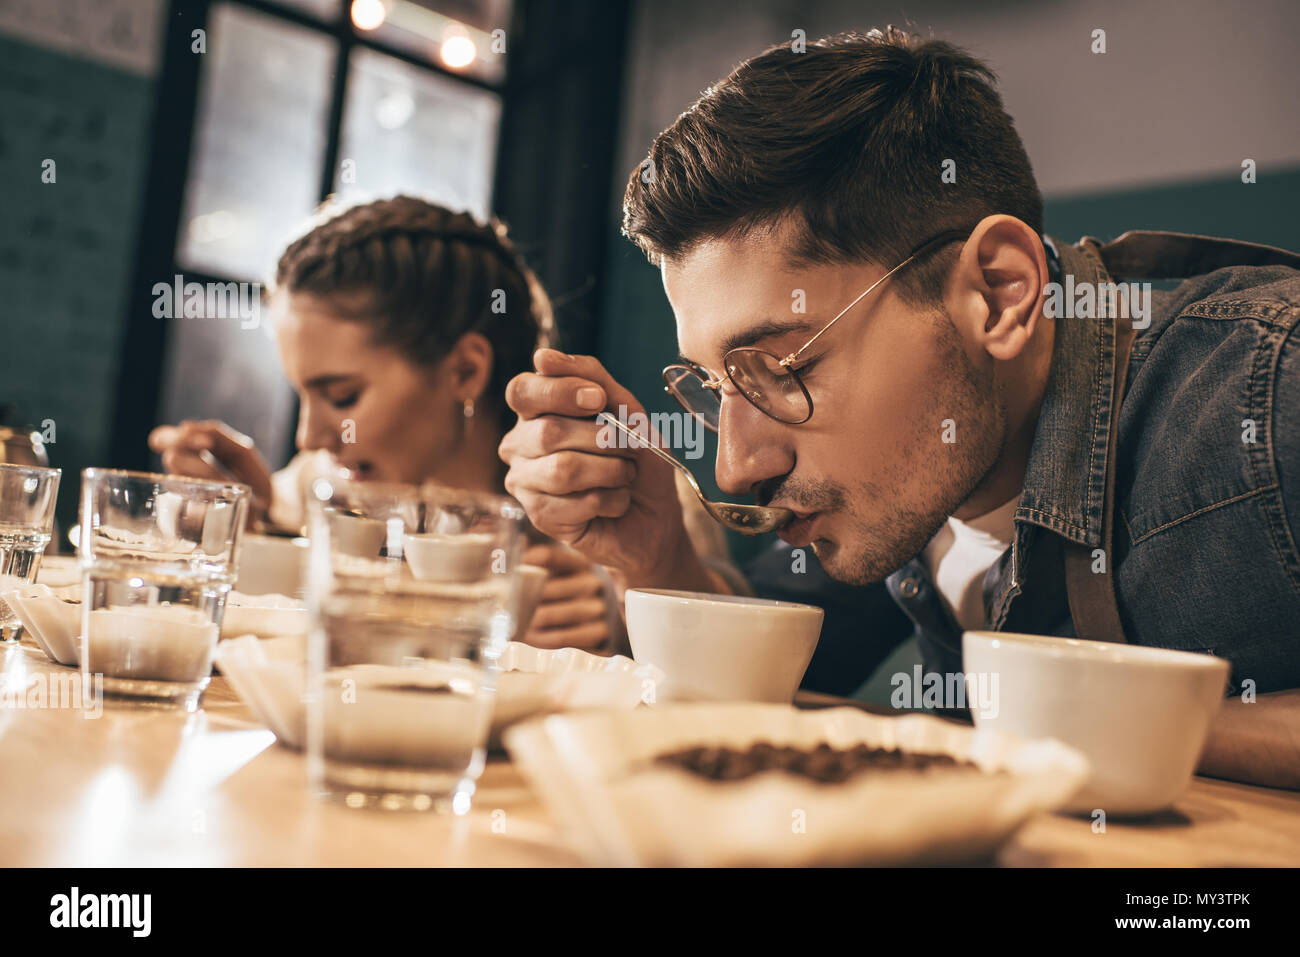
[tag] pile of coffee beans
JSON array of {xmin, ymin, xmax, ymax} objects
[{"xmin": 653, "ymin": 742, "xmax": 980, "ymax": 783}]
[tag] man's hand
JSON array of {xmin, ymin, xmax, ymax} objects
[
  {"xmin": 520, "ymin": 543, "xmax": 614, "ymax": 650},
  {"xmin": 1197, "ymin": 688, "xmax": 1300, "ymax": 790},
  {"xmin": 500, "ymin": 349, "xmax": 715, "ymax": 591},
  {"xmin": 148, "ymin": 420, "xmax": 273, "ymax": 519}
]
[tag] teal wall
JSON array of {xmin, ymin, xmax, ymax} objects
[
  {"xmin": 0, "ymin": 35, "xmax": 157, "ymax": 532},
  {"xmin": 1043, "ymin": 166, "xmax": 1300, "ymax": 253}
]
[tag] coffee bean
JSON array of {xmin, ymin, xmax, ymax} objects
[{"xmin": 653, "ymin": 742, "xmax": 980, "ymax": 783}]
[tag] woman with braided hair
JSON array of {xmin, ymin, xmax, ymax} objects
[{"xmin": 148, "ymin": 195, "xmax": 647, "ymax": 650}]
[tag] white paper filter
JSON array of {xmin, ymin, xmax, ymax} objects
[
  {"xmin": 504, "ymin": 703, "xmax": 1090, "ymax": 866},
  {"xmin": 214, "ymin": 637, "xmax": 662, "ymax": 749}
]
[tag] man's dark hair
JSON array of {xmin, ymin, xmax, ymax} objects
[{"xmin": 622, "ymin": 27, "xmax": 1044, "ymax": 303}]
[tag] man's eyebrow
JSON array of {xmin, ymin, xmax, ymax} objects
[{"xmin": 680, "ymin": 317, "xmax": 819, "ymax": 367}]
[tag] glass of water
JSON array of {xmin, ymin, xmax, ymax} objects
[
  {"xmin": 79, "ymin": 468, "xmax": 250, "ymax": 710},
  {"xmin": 0, "ymin": 463, "xmax": 62, "ymax": 641},
  {"xmin": 305, "ymin": 477, "xmax": 525, "ymax": 813}
]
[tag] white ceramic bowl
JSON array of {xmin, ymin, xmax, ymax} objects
[
  {"xmin": 403, "ymin": 531, "xmax": 495, "ymax": 582},
  {"xmin": 962, "ymin": 631, "xmax": 1230, "ymax": 816},
  {"xmin": 625, "ymin": 589, "xmax": 823, "ymax": 703},
  {"xmin": 235, "ymin": 534, "xmax": 309, "ymax": 598},
  {"xmin": 327, "ymin": 512, "xmax": 387, "ymax": 557}
]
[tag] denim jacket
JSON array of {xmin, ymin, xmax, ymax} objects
[{"xmin": 887, "ymin": 233, "xmax": 1300, "ymax": 695}]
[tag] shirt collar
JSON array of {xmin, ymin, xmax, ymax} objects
[{"xmin": 1015, "ymin": 235, "xmax": 1120, "ymax": 547}]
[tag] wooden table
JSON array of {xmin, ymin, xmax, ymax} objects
[{"xmin": 2, "ymin": 641, "xmax": 1297, "ymax": 867}]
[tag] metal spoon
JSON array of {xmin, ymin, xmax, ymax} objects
[{"xmin": 596, "ymin": 412, "xmax": 794, "ymax": 536}]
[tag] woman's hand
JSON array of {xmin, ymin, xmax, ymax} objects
[
  {"xmin": 521, "ymin": 543, "xmax": 616, "ymax": 651},
  {"xmin": 147, "ymin": 420, "xmax": 274, "ymax": 520}
]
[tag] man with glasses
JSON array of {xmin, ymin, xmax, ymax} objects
[{"xmin": 499, "ymin": 29, "xmax": 1300, "ymax": 788}]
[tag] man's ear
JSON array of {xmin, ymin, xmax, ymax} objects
[
  {"xmin": 447, "ymin": 331, "xmax": 494, "ymax": 401},
  {"xmin": 946, "ymin": 215, "xmax": 1049, "ymax": 362}
]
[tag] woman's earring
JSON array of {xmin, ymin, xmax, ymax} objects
[{"xmin": 463, "ymin": 398, "xmax": 475, "ymax": 434}]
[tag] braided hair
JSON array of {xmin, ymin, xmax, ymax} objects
[{"xmin": 274, "ymin": 196, "xmax": 555, "ymax": 419}]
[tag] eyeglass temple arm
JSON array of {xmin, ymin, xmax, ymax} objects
[
  {"xmin": 666, "ymin": 369, "xmax": 724, "ymax": 393},
  {"xmin": 780, "ymin": 229, "xmax": 970, "ymax": 367}
]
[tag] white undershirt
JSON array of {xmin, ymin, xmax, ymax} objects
[{"xmin": 922, "ymin": 493, "xmax": 1021, "ymax": 631}]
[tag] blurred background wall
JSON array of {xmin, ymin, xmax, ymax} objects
[{"xmin": 2, "ymin": 0, "xmax": 1298, "ymax": 549}]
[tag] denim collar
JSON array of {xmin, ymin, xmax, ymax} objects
[{"xmin": 1014, "ymin": 235, "xmax": 1120, "ymax": 548}]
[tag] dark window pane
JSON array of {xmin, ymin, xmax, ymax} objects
[
  {"xmin": 157, "ymin": 300, "xmax": 297, "ymax": 473},
  {"xmin": 275, "ymin": 0, "xmax": 343, "ymax": 20},
  {"xmin": 177, "ymin": 3, "xmax": 334, "ymax": 282}
]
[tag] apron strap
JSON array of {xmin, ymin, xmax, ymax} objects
[{"xmin": 1063, "ymin": 320, "xmax": 1137, "ymax": 643}]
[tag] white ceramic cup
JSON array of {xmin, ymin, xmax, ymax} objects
[
  {"xmin": 235, "ymin": 534, "xmax": 309, "ymax": 598},
  {"xmin": 514, "ymin": 564, "xmax": 547, "ymax": 636},
  {"xmin": 402, "ymin": 531, "xmax": 495, "ymax": 583},
  {"xmin": 327, "ymin": 512, "xmax": 388, "ymax": 558},
  {"xmin": 962, "ymin": 630, "xmax": 1230, "ymax": 816},
  {"xmin": 625, "ymin": 588, "xmax": 823, "ymax": 703}
]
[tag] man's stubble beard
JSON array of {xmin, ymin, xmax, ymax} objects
[{"xmin": 816, "ymin": 317, "xmax": 1007, "ymax": 586}]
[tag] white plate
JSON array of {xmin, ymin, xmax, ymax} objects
[{"xmin": 503, "ymin": 703, "xmax": 1090, "ymax": 866}]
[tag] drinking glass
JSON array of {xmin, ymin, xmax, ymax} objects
[
  {"xmin": 79, "ymin": 468, "xmax": 250, "ymax": 710},
  {"xmin": 305, "ymin": 477, "xmax": 525, "ymax": 813},
  {"xmin": 0, "ymin": 463, "xmax": 61, "ymax": 641}
]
